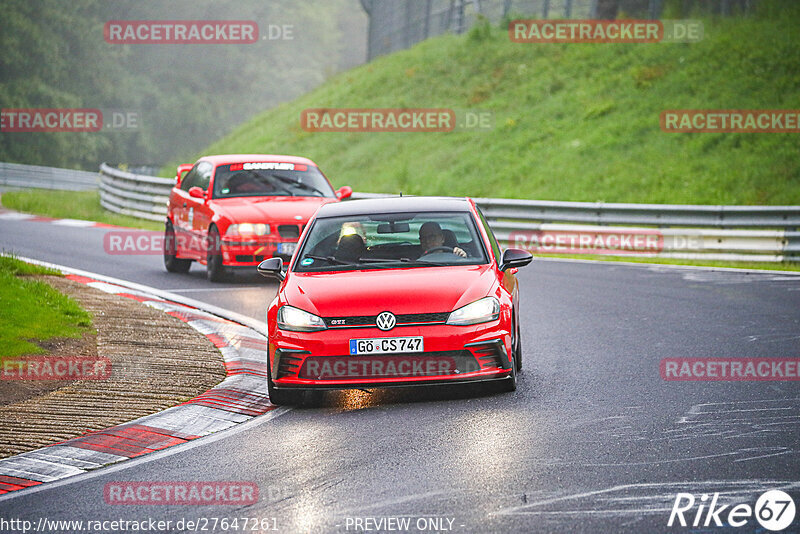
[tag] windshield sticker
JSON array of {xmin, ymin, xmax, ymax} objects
[{"xmin": 301, "ymin": 258, "xmax": 314, "ymax": 266}]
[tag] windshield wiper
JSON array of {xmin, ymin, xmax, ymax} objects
[
  {"xmin": 361, "ymin": 259, "xmax": 451, "ymax": 267},
  {"xmin": 303, "ymin": 254, "xmax": 350, "ymax": 265},
  {"xmin": 269, "ymin": 174, "xmax": 326, "ymax": 197},
  {"xmin": 358, "ymin": 257, "xmax": 414, "ymax": 263}
]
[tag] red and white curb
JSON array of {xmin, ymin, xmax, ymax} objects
[
  {"xmin": 0, "ymin": 211, "xmax": 120, "ymax": 228},
  {"xmin": 0, "ymin": 261, "xmax": 276, "ymax": 496}
]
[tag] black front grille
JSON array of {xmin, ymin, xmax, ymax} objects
[
  {"xmin": 276, "ymin": 352, "xmax": 305, "ymax": 379},
  {"xmin": 469, "ymin": 342, "xmax": 506, "ymax": 370},
  {"xmin": 235, "ymin": 255, "xmax": 265, "ymax": 263},
  {"xmin": 323, "ymin": 312, "xmax": 449, "ymax": 328},
  {"xmin": 278, "ymin": 225, "xmax": 300, "ymax": 238},
  {"xmin": 398, "ymin": 312, "xmax": 450, "ymax": 323}
]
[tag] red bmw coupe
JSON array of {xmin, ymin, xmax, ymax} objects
[
  {"xmin": 257, "ymin": 196, "xmax": 533, "ymax": 404},
  {"xmin": 164, "ymin": 154, "xmax": 352, "ymax": 281}
]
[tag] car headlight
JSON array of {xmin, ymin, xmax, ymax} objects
[
  {"xmin": 226, "ymin": 223, "xmax": 270, "ymax": 236},
  {"xmin": 446, "ymin": 297, "xmax": 500, "ymax": 326},
  {"xmin": 277, "ymin": 305, "xmax": 327, "ymax": 332}
]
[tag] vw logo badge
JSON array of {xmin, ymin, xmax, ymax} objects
[{"xmin": 376, "ymin": 311, "xmax": 396, "ymax": 331}]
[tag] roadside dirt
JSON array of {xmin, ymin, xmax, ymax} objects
[{"xmin": 0, "ymin": 275, "xmax": 227, "ymax": 458}]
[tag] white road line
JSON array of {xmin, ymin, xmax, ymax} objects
[
  {"xmin": 51, "ymin": 219, "xmax": 96, "ymax": 227},
  {"xmin": 165, "ymin": 286, "xmax": 267, "ymax": 292}
]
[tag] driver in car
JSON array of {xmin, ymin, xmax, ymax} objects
[{"xmin": 418, "ymin": 221, "xmax": 467, "ymax": 257}]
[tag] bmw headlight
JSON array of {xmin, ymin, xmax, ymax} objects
[
  {"xmin": 226, "ymin": 223, "xmax": 270, "ymax": 236},
  {"xmin": 277, "ymin": 305, "xmax": 327, "ymax": 332},
  {"xmin": 446, "ymin": 297, "xmax": 500, "ymax": 326}
]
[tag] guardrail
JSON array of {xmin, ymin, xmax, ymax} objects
[
  {"xmin": 99, "ymin": 163, "xmax": 173, "ymax": 222},
  {"xmin": 0, "ymin": 162, "xmax": 98, "ymax": 191},
  {"xmin": 4, "ymin": 162, "xmax": 799, "ymax": 262}
]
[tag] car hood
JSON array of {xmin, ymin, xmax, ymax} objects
[
  {"xmin": 282, "ymin": 264, "xmax": 497, "ymax": 317},
  {"xmin": 210, "ymin": 196, "xmax": 334, "ymax": 224}
]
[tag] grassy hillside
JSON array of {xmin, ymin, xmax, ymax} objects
[{"xmin": 197, "ymin": 11, "xmax": 800, "ymax": 205}]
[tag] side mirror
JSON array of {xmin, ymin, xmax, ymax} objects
[
  {"xmin": 257, "ymin": 257, "xmax": 285, "ymax": 281},
  {"xmin": 188, "ymin": 186, "xmax": 206, "ymax": 200},
  {"xmin": 336, "ymin": 186, "xmax": 353, "ymax": 200},
  {"xmin": 176, "ymin": 163, "xmax": 192, "ymax": 184},
  {"xmin": 499, "ymin": 248, "xmax": 533, "ymax": 271}
]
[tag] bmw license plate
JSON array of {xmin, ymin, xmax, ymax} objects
[
  {"xmin": 277, "ymin": 242, "xmax": 297, "ymax": 255},
  {"xmin": 349, "ymin": 337, "xmax": 423, "ymax": 355}
]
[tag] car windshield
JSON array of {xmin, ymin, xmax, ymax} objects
[
  {"xmin": 212, "ymin": 162, "xmax": 335, "ymax": 199},
  {"xmin": 293, "ymin": 211, "xmax": 489, "ymax": 272}
]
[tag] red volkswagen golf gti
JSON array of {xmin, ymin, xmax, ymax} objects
[
  {"xmin": 164, "ymin": 154, "xmax": 352, "ymax": 281},
  {"xmin": 257, "ymin": 196, "xmax": 533, "ymax": 404}
]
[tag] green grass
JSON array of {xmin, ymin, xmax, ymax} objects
[
  {"xmin": 193, "ymin": 12, "xmax": 800, "ymax": 205},
  {"xmin": 1, "ymin": 190, "xmax": 161, "ymax": 231},
  {"xmin": 537, "ymin": 254, "xmax": 800, "ymax": 272},
  {"xmin": 0, "ymin": 256, "xmax": 94, "ymax": 360}
]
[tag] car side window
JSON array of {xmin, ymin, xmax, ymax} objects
[
  {"xmin": 180, "ymin": 165, "xmax": 200, "ymax": 192},
  {"xmin": 180, "ymin": 162, "xmax": 212, "ymax": 192},
  {"xmin": 196, "ymin": 162, "xmax": 213, "ymax": 190},
  {"xmin": 476, "ymin": 207, "xmax": 502, "ymax": 265}
]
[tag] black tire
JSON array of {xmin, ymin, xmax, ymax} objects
[
  {"xmin": 206, "ymin": 226, "xmax": 228, "ymax": 282},
  {"xmin": 514, "ymin": 314, "xmax": 523, "ymax": 372},
  {"xmin": 499, "ymin": 326, "xmax": 519, "ymax": 393},
  {"xmin": 164, "ymin": 220, "xmax": 191, "ymax": 273}
]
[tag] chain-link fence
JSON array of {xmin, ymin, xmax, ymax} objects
[{"xmin": 360, "ymin": 0, "xmax": 757, "ymax": 60}]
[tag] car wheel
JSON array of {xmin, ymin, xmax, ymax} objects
[
  {"xmin": 206, "ymin": 226, "xmax": 228, "ymax": 282},
  {"xmin": 499, "ymin": 329, "xmax": 518, "ymax": 393},
  {"xmin": 514, "ymin": 315, "xmax": 523, "ymax": 372},
  {"xmin": 163, "ymin": 220, "xmax": 191, "ymax": 273}
]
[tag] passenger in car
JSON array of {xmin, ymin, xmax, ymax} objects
[{"xmin": 334, "ymin": 233, "xmax": 367, "ymax": 262}]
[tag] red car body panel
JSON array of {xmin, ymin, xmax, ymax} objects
[
  {"xmin": 167, "ymin": 154, "xmax": 342, "ymax": 267},
  {"xmin": 266, "ymin": 197, "xmax": 527, "ymax": 392}
]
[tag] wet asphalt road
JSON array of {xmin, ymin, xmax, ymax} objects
[{"xmin": 1, "ymin": 216, "xmax": 799, "ymax": 533}]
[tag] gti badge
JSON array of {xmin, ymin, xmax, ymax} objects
[{"xmin": 376, "ymin": 311, "xmax": 396, "ymax": 331}]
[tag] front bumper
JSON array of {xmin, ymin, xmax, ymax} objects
[
  {"xmin": 221, "ymin": 238, "xmax": 297, "ymax": 266},
  {"xmin": 269, "ymin": 321, "xmax": 513, "ymax": 389}
]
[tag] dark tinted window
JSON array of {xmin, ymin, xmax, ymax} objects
[
  {"xmin": 179, "ymin": 161, "xmax": 212, "ymax": 191},
  {"xmin": 476, "ymin": 206, "xmax": 501, "ymax": 264},
  {"xmin": 179, "ymin": 165, "xmax": 199, "ymax": 192},
  {"xmin": 294, "ymin": 211, "xmax": 488, "ymax": 272},
  {"xmin": 212, "ymin": 162, "xmax": 334, "ymax": 199}
]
